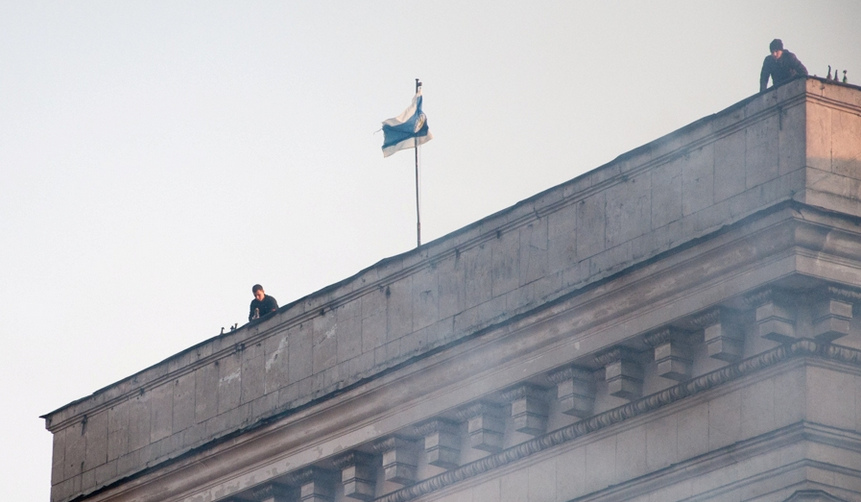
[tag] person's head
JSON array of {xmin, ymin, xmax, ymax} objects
[
  {"xmin": 252, "ymin": 284, "xmax": 265, "ymax": 301},
  {"xmin": 769, "ymin": 39, "xmax": 784, "ymax": 59}
]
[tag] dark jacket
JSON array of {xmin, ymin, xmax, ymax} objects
[
  {"xmin": 249, "ymin": 295, "xmax": 278, "ymax": 321},
  {"xmin": 760, "ymin": 50, "xmax": 808, "ymax": 92}
]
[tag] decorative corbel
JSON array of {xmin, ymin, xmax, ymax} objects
[
  {"xmin": 414, "ymin": 418, "xmax": 461, "ymax": 469},
  {"xmin": 454, "ymin": 402, "xmax": 505, "ymax": 453},
  {"xmin": 546, "ymin": 365, "xmax": 596, "ymax": 417},
  {"xmin": 285, "ymin": 467, "xmax": 337, "ymax": 502},
  {"xmin": 745, "ymin": 288, "xmax": 796, "ymax": 342},
  {"xmin": 332, "ymin": 451, "xmax": 377, "ymax": 501},
  {"xmin": 371, "ymin": 436, "xmax": 418, "ymax": 486},
  {"xmin": 810, "ymin": 286, "xmax": 857, "ymax": 342},
  {"xmin": 644, "ymin": 327, "xmax": 692, "ymax": 381},
  {"xmin": 500, "ymin": 383, "xmax": 550, "ymax": 436},
  {"xmin": 691, "ymin": 307, "xmax": 744, "ymax": 362},
  {"xmin": 595, "ymin": 347, "xmax": 644, "ymax": 400}
]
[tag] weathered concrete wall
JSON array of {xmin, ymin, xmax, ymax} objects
[
  {"xmin": 43, "ymin": 78, "xmax": 861, "ymax": 502},
  {"xmin": 803, "ymin": 80, "xmax": 861, "ymax": 216}
]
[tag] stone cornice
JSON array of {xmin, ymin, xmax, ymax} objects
[{"xmin": 374, "ymin": 339, "xmax": 861, "ymax": 502}]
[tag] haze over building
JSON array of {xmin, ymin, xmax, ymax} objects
[{"xmin": 44, "ymin": 77, "xmax": 861, "ymax": 502}]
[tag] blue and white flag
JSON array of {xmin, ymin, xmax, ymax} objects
[{"xmin": 382, "ymin": 89, "xmax": 432, "ymax": 157}]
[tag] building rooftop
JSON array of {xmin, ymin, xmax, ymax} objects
[{"xmin": 43, "ymin": 77, "xmax": 861, "ymax": 502}]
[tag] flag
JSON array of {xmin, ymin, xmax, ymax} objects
[{"xmin": 382, "ymin": 89, "xmax": 432, "ymax": 157}]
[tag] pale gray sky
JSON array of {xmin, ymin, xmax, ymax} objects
[{"xmin": 2, "ymin": 2, "xmax": 859, "ymax": 500}]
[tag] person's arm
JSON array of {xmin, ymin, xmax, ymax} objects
[
  {"xmin": 789, "ymin": 54, "xmax": 808, "ymax": 78},
  {"xmin": 249, "ymin": 301, "xmax": 256, "ymax": 321},
  {"xmin": 760, "ymin": 57, "xmax": 771, "ymax": 92}
]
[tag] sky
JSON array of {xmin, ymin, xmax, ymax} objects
[{"xmin": 2, "ymin": 1, "xmax": 859, "ymax": 500}]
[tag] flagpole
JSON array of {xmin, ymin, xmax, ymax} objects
[{"xmin": 414, "ymin": 78, "xmax": 422, "ymax": 247}]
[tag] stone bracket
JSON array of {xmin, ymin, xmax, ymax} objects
[
  {"xmin": 372, "ymin": 436, "xmax": 418, "ymax": 486},
  {"xmin": 501, "ymin": 383, "xmax": 550, "ymax": 436},
  {"xmin": 746, "ymin": 288, "xmax": 796, "ymax": 342},
  {"xmin": 332, "ymin": 451, "xmax": 377, "ymax": 501},
  {"xmin": 692, "ymin": 307, "xmax": 744, "ymax": 362},
  {"xmin": 455, "ymin": 402, "xmax": 505, "ymax": 453},
  {"xmin": 811, "ymin": 286, "xmax": 855, "ymax": 342},
  {"xmin": 644, "ymin": 328, "xmax": 693, "ymax": 381},
  {"xmin": 414, "ymin": 418, "xmax": 461, "ymax": 469},
  {"xmin": 547, "ymin": 365, "xmax": 596, "ymax": 417},
  {"xmin": 595, "ymin": 347, "xmax": 644, "ymax": 400},
  {"xmin": 285, "ymin": 467, "xmax": 337, "ymax": 502}
]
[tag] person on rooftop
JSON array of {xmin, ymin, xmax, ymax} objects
[
  {"xmin": 249, "ymin": 284, "xmax": 278, "ymax": 321},
  {"xmin": 760, "ymin": 38, "xmax": 808, "ymax": 92}
]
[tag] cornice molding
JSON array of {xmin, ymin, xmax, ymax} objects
[{"xmin": 375, "ymin": 339, "xmax": 861, "ymax": 502}]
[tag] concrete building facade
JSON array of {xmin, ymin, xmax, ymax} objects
[{"xmin": 44, "ymin": 78, "xmax": 861, "ymax": 502}]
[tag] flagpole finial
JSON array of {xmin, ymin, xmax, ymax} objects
[{"xmin": 416, "ymin": 78, "xmax": 421, "ymax": 92}]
